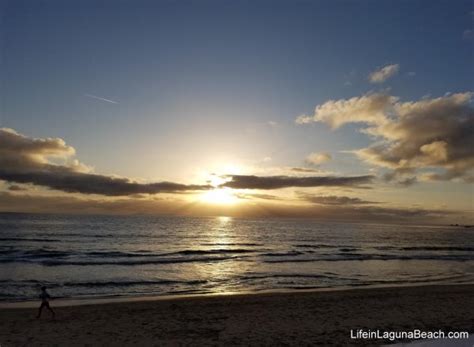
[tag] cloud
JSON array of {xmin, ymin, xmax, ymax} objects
[
  {"xmin": 368, "ymin": 64, "xmax": 400, "ymax": 83},
  {"xmin": 221, "ymin": 174, "xmax": 374, "ymax": 190},
  {"xmin": 235, "ymin": 192, "xmax": 283, "ymax": 201},
  {"xmin": 0, "ymin": 128, "xmax": 211, "ymax": 196},
  {"xmin": 331, "ymin": 205, "xmax": 456, "ymax": 221},
  {"xmin": 7, "ymin": 184, "xmax": 27, "ymax": 191},
  {"xmin": 298, "ymin": 92, "xmax": 474, "ymax": 183},
  {"xmin": 305, "ymin": 152, "xmax": 332, "ymax": 165},
  {"xmin": 84, "ymin": 94, "xmax": 118, "ymax": 104},
  {"xmin": 0, "ymin": 191, "xmax": 186, "ymax": 215},
  {"xmin": 290, "ymin": 167, "xmax": 323, "ymax": 173},
  {"xmin": 0, "ymin": 191, "xmax": 461, "ymax": 224},
  {"xmin": 296, "ymin": 93, "xmax": 395, "ymax": 128},
  {"xmin": 297, "ymin": 192, "xmax": 378, "ymax": 205},
  {"xmin": 382, "ymin": 172, "xmax": 417, "ymax": 186}
]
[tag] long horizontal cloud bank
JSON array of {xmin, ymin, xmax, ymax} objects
[
  {"xmin": 1, "ymin": 128, "xmax": 375, "ymax": 196},
  {"xmin": 297, "ymin": 92, "xmax": 474, "ymax": 183},
  {"xmin": 0, "ymin": 191, "xmax": 460, "ymax": 223},
  {"xmin": 297, "ymin": 192, "xmax": 379, "ymax": 205},
  {"xmin": 221, "ymin": 174, "xmax": 373, "ymax": 189},
  {"xmin": 0, "ymin": 128, "xmax": 211, "ymax": 196}
]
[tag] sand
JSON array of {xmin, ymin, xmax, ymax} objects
[{"xmin": 0, "ymin": 284, "xmax": 473, "ymax": 346}]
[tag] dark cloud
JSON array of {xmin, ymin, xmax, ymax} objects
[
  {"xmin": 7, "ymin": 184, "xmax": 27, "ymax": 192},
  {"xmin": 0, "ymin": 170, "xmax": 211, "ymax": 196},
  {"xmin": 382, "ymin": 172, "xmax": 417, "ymax": 186},
  {"xmin": 235, "ymin": 193, "xmax": 283, "ymax": 201},
  {"xmin": 0, "ymin": 192, "xmax": 183, "ymax": 215},
  {"xmin": 290, "ymin": 167, "xmax": 322, "ymax": 173},
  {"xmin": 0, "ymin": 128, "xmax": 211, "ymax": 196},
  {"xmin": 297, "ymin": 192, "xmax": 379, "ymax": 205},
  {"xmin": 221, "ymin": 174, "xmax": 374, "ymax": 190},
  {"xmin": 339, "ymin": 205, "xmax": 455, "ymax": 221},
  {"xmin": 396, "ymin": 177, "xmax": 417, "ymax": 187}
]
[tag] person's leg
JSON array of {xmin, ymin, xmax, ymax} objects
[
  {"xmin": 36, "ymin": 303, "xmax": 45, "ymax": 318},
  {"xmin": 46, "ymin": 303, "xmax": 55, "ymax": 318}
]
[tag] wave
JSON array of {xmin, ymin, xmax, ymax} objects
[
  {"xmin": 398, "ymin": 246, "xmax": 474, "ymax": 252},
  {"xmin": 293, "ymin": 245, "xmax": 474, "ymax": 252},
  {"xmin": 262, "ymin": 251, "xmax": 304, "ymax": 257},
  {"xmin": 293, "ymin": 244, "xmax": 348, "ymax": 249},
  {"xmin": 164, "ymin": 249, "xmax": 257, "ymax": 256},
  {"xmin": 0, "ymin": 278, "xmax": 207, "ymax": 287},
  {"xmin": 339, "ymin": 248, "xmax": 357, "ymax": 252},
  {"xmin": 4, "ymin": 232, "xmax": 118, "ymax": 239},
  {"xmin": 240, "ymin": 273, "xmax": 341, "ymax": 281},
  {"xmin": 37, "ymin": 255, "xmax": 249, "ymax": 266},
  {"xmin": 2, "ymin": 246, "xmax": 474, "ymax": 266},
  {"xmin": 1, "ymin": 247, "xmax": 257, "ymax": 256},
  {"xmin": 62, "ymin": 279, "xmax": 208, "ymax": 287},
  {"xmin": 0, "ymin": 249, "xmax": 72, "ymax": 259},
  {"xmin": 0, "ymin": 237, "xmax": 62, "ymax": 243},
  {"xmin": 263, "ymin": 253, "xmax": 474, "ymax": 263},
  {"xmin": 199, "ymin": 242, "xmax": 264, "ymax": 247},
  {"xmin": 0, "ymin": 248, "xmax": 259, "ymax": 264}
]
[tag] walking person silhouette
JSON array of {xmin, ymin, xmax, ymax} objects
[{"xmin": 37, "ymin": 286, "xmax": 55, "ymax": 319}]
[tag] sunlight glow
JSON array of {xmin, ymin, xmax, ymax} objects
[
  {"xmin": 217, "ymin": 215, "xmax": 232, "ymax": 223},
  {"xmin": 197, "ymin": 164, "xmax": 244, "ymax": 205},
  {"xmin": 200, "ymin": 188, "xmax": 239, "ymax": 205},
  {"xmin": 208, "ymin": 175, "xmax": 227, "ymax": 187}
]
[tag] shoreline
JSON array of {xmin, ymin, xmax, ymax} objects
[
  {"xmin": 2, "ymin": 282, "xmax": 473, "ymax": 309},
  {"xmin": 1, "ymin": 284, "xmax": 472, "ymax": 346}
]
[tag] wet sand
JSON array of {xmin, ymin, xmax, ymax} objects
[{"xmin": 0, "ymin": 284, "xmax": 473, "ymax": 346}]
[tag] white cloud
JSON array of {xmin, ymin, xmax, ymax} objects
[
  {"xmin": 296, "ymin": 93, "xmax": 395, "ymax": 128},
  {"xmin": 368, "ymin": 64, "xmax": 400, "ymax": 83},
  {"xmin": 305, "ymin": 152, "xmax": 332, "ymax": 165},
  {"xmin": 297, "ymin": 92, "xmax": 474, "ymax": 183}
]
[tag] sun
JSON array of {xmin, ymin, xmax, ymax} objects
[
  {"xmin": 197, "ymin": 164, "xmax": 244, "ymax": 205},
  {"xmin": 200, "ymin": 188, "xmax": 239, "ymax": 205}
]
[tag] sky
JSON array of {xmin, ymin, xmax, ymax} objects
[{"xmin": 0, "ymin": 0, "xmax": 473, "ymax": 223}]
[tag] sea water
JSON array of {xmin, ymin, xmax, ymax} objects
[{"xmin": 1, "ymin": 213, "xmax": 473, "ymax": 301}]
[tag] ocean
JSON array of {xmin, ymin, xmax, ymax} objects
[{"xmin": 1, "ymin": 213, "xmax": 473, "ymax": 302}]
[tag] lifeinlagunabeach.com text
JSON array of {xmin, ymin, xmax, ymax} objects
[{"xmin": 350, "ymin": 329, "xmax": 470, "ymax": 342}]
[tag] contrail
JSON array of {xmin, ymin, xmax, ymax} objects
[{"xmin": 84, "ymin": 94, "xmax": 118, "ymax": 104}]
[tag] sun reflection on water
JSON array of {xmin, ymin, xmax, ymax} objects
[
  {"xmin": 218, "ymin": 215, "xmax": 232, "ymax": 223},
  {"xmin": 189, "ymin": 216, "xmax": 250, "ymax": 294}
]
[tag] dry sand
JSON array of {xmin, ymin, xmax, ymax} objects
[{"xmin": 0, "ymin": 284, "xmax": 473, "ymax": 346}]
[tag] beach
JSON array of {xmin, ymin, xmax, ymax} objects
[{"xmin": 1, "ymin": 284, "xmax": 473, "ymax": 346}]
